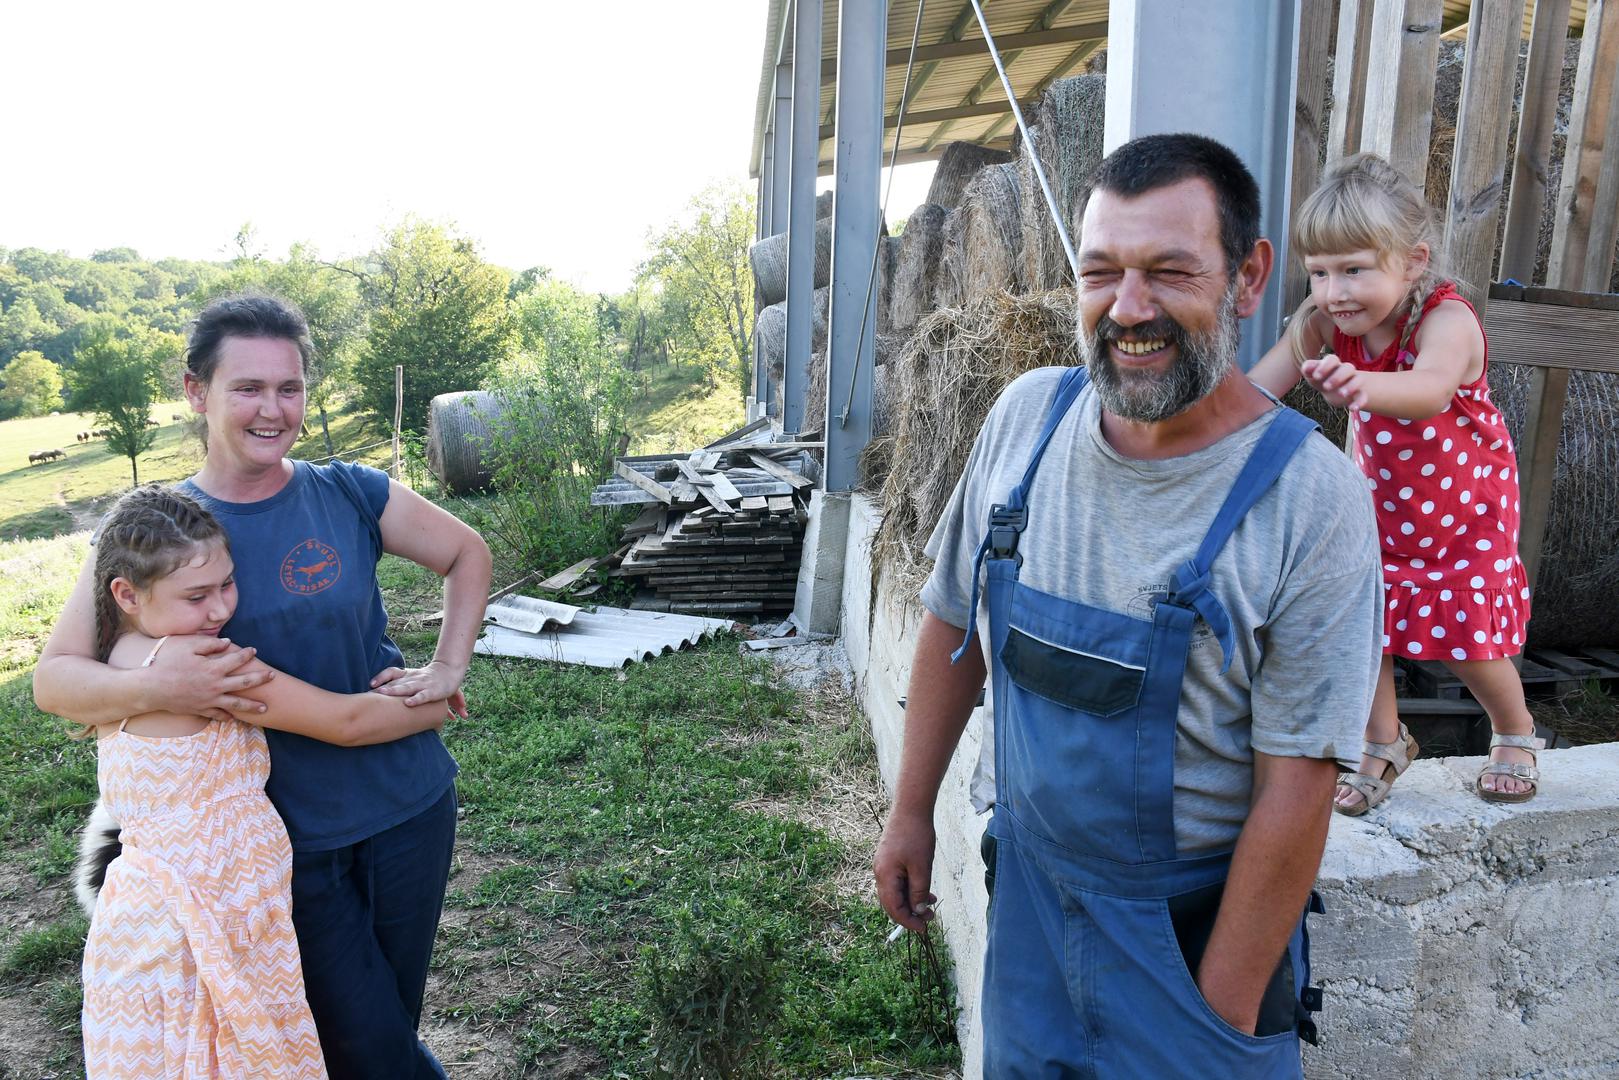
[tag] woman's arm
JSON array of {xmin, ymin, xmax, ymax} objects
[
  {"xmin": 1306, "ymin": 301, "xmax": 1482, "ymax": 420},
  {"xmin": 1248, "ymin": 302, "xmax": 1328, "ymax": 400},
  {"xmin": 230, "ymin": 648, "xmax": 451, "ymax": 747},
  {"xmin": 34, "ymin": 553, "xmax": 273, "ymax": 727},
  {"xmin": 368, "ymin": 480, "xmax": 493, "ymax": 712}
]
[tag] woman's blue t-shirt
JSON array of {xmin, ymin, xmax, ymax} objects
[{"xmin": 181, "ymin": 460, "xmax": 457, "ymax": 851}]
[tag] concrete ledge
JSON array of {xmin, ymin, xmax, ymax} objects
[{"xmin": 840, "ymin": 492, "xmax": 1619, "ymax": 1080}]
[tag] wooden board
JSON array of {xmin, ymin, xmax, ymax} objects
[
  {"xmin": 747, "ymin": 451, "xmax": 815, "ymax": 489},
  {"xmin": 536, "ymin": 556, "xmax": 600, "ymax": 592},
  {"xmin": 1498, "ymin": 0, "xmax": 1574, "ymax": 281},
  {"xmin": 1360, "ymin": 0, "xmax": 1444, "ymax": 186},
  {"xmin": 1286, "ymin": 0, "xmax": 1338, "ymax": 314},
  {"xmin": 1484, "ymin": 295, "xmax": 1619, "ymax": 375},
  {"xmin": 612, "ymin": 459, "xmax": 672, "ymax": 505},
  {"xmin": 1442, "ymin": 0, "xmax": 1529, "ymax": 312},
  {"xmin": 1327, "ymin": 0, "xmax": 1377, "ymax": 168}
]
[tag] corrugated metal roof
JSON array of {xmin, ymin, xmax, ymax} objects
[
  {"xmin": 752, "ymin": 0, "xmax": 1590, "ymax": 177},
  {"xmin": 474, "ymin": 605, "xmax": 735, "ymax": 669}
]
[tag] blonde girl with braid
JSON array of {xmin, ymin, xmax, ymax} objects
[
  {"xmin": 71, "ymin": 484, "xmax": 450, "ymax": 1080},
  {"xmin": 1251, "ymin": 152, "xmax": 1538, "ymax": 816}
]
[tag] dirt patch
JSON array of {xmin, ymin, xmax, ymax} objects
[{"xmin": 0, "ymin": 862, "xmax": 80, "ymax": 1077}]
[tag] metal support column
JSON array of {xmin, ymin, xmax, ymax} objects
[
  {"xmin": 1103, "ymin": 0, "xmax": 1299, "ymax": 372},
  {"xmin": 754, "ymin": 143, "xmax": 775, "ymax": 410},
  {"xmin": 771, "ymin": 64, "xmax": 793, "ymax": 236},
  {"xmin": 824, "ymin": 0, "xmax": 884, "ymax": 490},
  {"xmin": 782, "ymin": 0, "xmax": 822, "ymax": 434}
]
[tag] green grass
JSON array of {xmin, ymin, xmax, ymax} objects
[{"xmin": 627, "ymin": 362, "xmax": 747, "ymax": 455}]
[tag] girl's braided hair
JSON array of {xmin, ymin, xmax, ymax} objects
[
  {"xmin": 1291, "ymin": 152, "xmax": 1457, "ymax": 355},
  {"xmin": 92, "ymin": 486, "xmax": 228, "ymax": 664}
]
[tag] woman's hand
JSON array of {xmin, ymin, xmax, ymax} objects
[
  {"xmin": 370, "ymin": 659, "xmax": 469, "ymax": 716},
  {"xmin": 1301, "ymin": 353, "xmax": 1368, "ymax": 411},
  {"xmin": 148, "ymin": 636, "xmax": 273, "ymax": 721}
]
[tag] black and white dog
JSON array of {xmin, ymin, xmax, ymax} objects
[{"xmin": 74, "ymin": 801, "xmax": 121, "ymax": 916}]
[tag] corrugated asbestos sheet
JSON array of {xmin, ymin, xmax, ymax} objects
[{"xmin": 473, "ymin": 604, "xmax": 735, "ymax": 669}]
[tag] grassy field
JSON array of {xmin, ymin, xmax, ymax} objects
[
  {"xmin": 0, "ymin": 369, "xmax": 958, "ymax": 1077},
  {"xmin": 628, "ymin": 362, "xmax": 748, "ymax": 455}
]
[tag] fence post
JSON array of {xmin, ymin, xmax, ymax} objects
[{"xmin": 392, "ymin": 364, "xmax": 403, "ymax": 480}]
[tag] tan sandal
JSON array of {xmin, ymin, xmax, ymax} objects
[
  {"xmin": 1334, "ymin": 722, "xmax": 1419, "ymax": 817},
  {"xmin": 1476, "ymin": 732, "xmax": 1544, "ymax": 804}
]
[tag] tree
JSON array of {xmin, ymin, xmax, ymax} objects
[
  {"xmin": 352, "ymin": 220, "xmax": 512, "ymax": 434},
  {"xmin": 0, "ymin": 351, "xmax": 65, "ymax": 419},
  {"xmin": 66, "ymin": 317, "xmax": 181, "ymax": 485},
  {"xmin": 637, "ymin": 182, "xmax": 756, "ymax": 394}
]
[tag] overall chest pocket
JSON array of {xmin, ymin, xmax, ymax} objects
[{"xmin": 1000, "ymin": 626, "xmax": 1145, "ymax": 717}]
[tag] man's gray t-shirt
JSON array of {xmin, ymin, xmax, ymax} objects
[{"xmin": 921, "ymin": 367, "xmax": 1382, "ymax": 854}]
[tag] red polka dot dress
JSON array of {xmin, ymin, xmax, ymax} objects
[{"xmin": 1336, "ymin": 283, "xmax": 1530, "ymax": 661}]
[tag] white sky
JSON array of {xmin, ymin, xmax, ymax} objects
[{"xmin": 3, "ymin": 0, "xmax": 936, "ymax": 294}]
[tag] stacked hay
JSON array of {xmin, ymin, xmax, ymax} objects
[
  {"xmin": 750, "ymin": 215, "xmax": 834, "ymax": 307},
  {"xmin": 1488, "ymin": 365, "xmax": 1619, "ymax": 650},
  {"xmin": 768, "ymin": 288, "xmax": 833, "ymax": 420},
  {"xmin": 927, "ymin": 142, "xmax": 1013, "ymax": 210},
  {"xmin": 869, "ymin": 291, "xmax": 1081, "ymax": 596},
  {"xmin": 426, "ymin": 390, "xmax": 503, "ymax": 494},
  {"xmin": 1019, "ymin": 74, "xmax": 1107, "ymax": 292},
  {"xmin": 890, "ymin": 204, "xmax": 948, "ymax": 332},
  {"xmin": 939, "ymin": 163, "xmax": 1024, "ymax": 306}
]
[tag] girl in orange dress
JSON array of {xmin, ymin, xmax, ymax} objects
[{"xmin": 74, "ymin": 485, "xmax": 451, "ymax": 1079}]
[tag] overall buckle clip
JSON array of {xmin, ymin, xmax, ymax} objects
[{"xmin": 987, "ymin": 504, "xmax": 1027, "ymax": 564}]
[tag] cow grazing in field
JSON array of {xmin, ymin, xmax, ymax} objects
[
  {"xmin": 77, "ymin": 431, "xmax": 90, "ymax": 442},
  {"xmin": 171, "ymin": 413, "xmax": 186, "ymax": 422},
  {"xmin": 91, "ymin": 428, "xmax": 111, "ymax": 438},
  {"xmin": 144, "ymin": 418, "xmax": 159, "ymax": 427},
  {"xmin": 28, "ymin": 449, "xmax": 66, "ymax": 464}
]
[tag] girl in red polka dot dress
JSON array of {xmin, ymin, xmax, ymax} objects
[{"xmin": 1252, "ymin": 153, "xmax": 1541, "ymax": 812}]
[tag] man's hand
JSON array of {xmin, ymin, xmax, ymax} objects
[
  {"xmin": 370, "ymin": 660, "xmax": 469, "ymax": 716},
  {"xmin": 875, "ymin": 808, "xmax": 938, "ymax": 934},
  {"xmin": 149, "ymin": 636, "xmax": 272, "ymax": 721}
]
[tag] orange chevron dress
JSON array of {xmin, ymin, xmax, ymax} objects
[{"xmin": 81, "ymin": 715, "xmax": 327, "ymax": 1079}]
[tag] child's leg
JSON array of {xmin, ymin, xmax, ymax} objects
[
  {"xmin": 1441, "ymin": 657, "xmax": 1536, "ymax": 796},
  {"xmin": 1334, "ymin": 655, "xmax": 1401, "ymax": 811}
]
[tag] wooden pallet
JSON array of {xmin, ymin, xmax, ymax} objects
[{"xmin": 1398, "ymin": 646, "xmax": 1619, "ymax": 699}]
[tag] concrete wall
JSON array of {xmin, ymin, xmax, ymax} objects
[{"xmin": 840, "ymin": 491, "xmax": 1619, "ymax": 1080}]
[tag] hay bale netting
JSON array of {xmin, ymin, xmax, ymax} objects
[
  {"xmin": 890, "ymin": 203, "xmax": 949, "ymax": 332},
  {"xmin": 1488, "ymin": 365, "xmax": 1619, "ymax": 650},
  {"xmin": 927, "ymin": 142, "xmax": 1013, "ymax": 211},
  {"xmin": 938, "ymin": 164, "xmax": 1024, "ymax": 306},
  {"xmin": 426, "ymin": 390, "xmax": 502, "ymax": 494},
  {"xmin": 1019, "ymin": 74, "xmax": 1107, "ymax": 292},
  {"xmin": 872, "ymin": 291, "xmax": 1081, "ymax": 593},
  {"xmin": 757, "ymin": 300, "xmax": 788, "ymax": 383},
  {"xmin": 815, "ymin": 188, "xmax": 834, "ymax": 219},
  {"xmin": 749, "ymin": 215, "xmax": 834, "ymax": 307}
]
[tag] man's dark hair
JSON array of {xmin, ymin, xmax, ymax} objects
[
  {"xmin": 185, "ymin": 293, "xmax": 314, "ymax": 384},
  {"xmin": 1089, "ymin": 133, "xmax": 1261, "ymax": 272}
]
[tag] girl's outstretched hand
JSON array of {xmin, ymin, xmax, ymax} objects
[
  {"xmin": 370, "ymin": 660, "xmax": 470, "ymax": 717},
  {"xmin": 1301, "ymin": 353, "xmax": 1369, "ymax": 411}
]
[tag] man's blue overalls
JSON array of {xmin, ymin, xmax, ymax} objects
[{"xmin": 957, "ymin": 367, "xmax": 1324, "ymax": 1078}]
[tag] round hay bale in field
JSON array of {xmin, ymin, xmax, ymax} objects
[
  {"xmin": 927, "ymin": 142, "xmax": 1013, "ymax": 211},
  {"xmin": 944, "ymin": 163, "xmax": 1024, "ymax": 303},
  {"xmin": 426, "ymin": 390, "xmax": 502, "ymax": 494},
  {"xmin": 1489, "ymin": 365, "xmax": 1619, "ymax": 650},
  {"xmin": 749, "ymin": 215, "xmax": 834, "ymax": 307},
  {"xmin": 871, "ymin": 291, "xmax": 1081, "ymax": 594},
  {"xmin": 890, "ymin": 204, "xmax": 948, "ymax": 332},
  {"xmin": 1019, "ymin": 74, "xmax": 1106, "ymax": 292}
]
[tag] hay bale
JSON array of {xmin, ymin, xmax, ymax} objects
[
  {"xmin": 1019, "ymin": 74, "xmax": 1107, "ymax": 292},
  {"xmin": 938, "ymin": 164, "xmax": 1024, "ymax": 306},
  {"xmin": 890, "ymin": 204, "xmax": 948, "ymax": 332},
  {"xmin": 926, "ymin": 142, "xmax": 1013, "ymax": 211},
  {"xmin": 870, "ymin": 291, "xmax": 1081, "ymax": 593},
  {"xmin": 816, "ymin": 189, "xmax": 834, "ymax": 219},
  {"xmin": 757, "ymin": 301, "xmax": 787, "ymax": 381},
  {"xmin": 426, "ymin": 390, "xmax": 501, "ymax": 494},
  {"xmin": 1488, "ymin": 365, "xmax": 1619, "ymax": 650},
  {"xmin": 749, "ymin": 215, "xmax": 834, "ymax": 307}
]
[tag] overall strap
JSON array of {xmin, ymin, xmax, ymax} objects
[
  {"xmin": 953, "ymin": 367, "xmax": 1091, "ymax": 663},
  {"xmin": 1166, "ymin": 408, "xmax": 1318, "ymax": 673}
]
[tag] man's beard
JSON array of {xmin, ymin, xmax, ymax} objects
[{"xmin": 1080, "ymin": 284, "xmax": 1240, "ymax": 422}]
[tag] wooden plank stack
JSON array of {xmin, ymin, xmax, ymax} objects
[{"xmin": 589, "ymin": 441, "xmax": 820, "ymax": 616}]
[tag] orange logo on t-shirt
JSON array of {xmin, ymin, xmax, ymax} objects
[{"xmin": 280, "ymin": 539, "xmax": 341, "ymax": 595}]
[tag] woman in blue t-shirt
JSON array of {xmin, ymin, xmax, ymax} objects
[{"xmin": 36, "ymin": 293, "xmax": 493, "ymax": 1079}]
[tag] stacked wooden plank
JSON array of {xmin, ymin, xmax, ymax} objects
[{"xmin": 589, "ymin": 439, "xmax": 820, "ymax": 615}]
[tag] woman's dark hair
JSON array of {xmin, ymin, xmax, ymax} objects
[
  {"xmin": 185, "ymin": 293, "xmax": 315, "ymax": 384},
  {"xmin": 1088, "ymin": 133, "xmax": 1262, "ymax": 274},
  {"xmin": 92, "ymin": 485, "xmax": 228, "ymax": 664}
]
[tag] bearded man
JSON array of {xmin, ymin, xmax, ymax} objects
[{"xmin": 874, "ymin": 133, "xmax": 1382, "ymax": 1078}]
